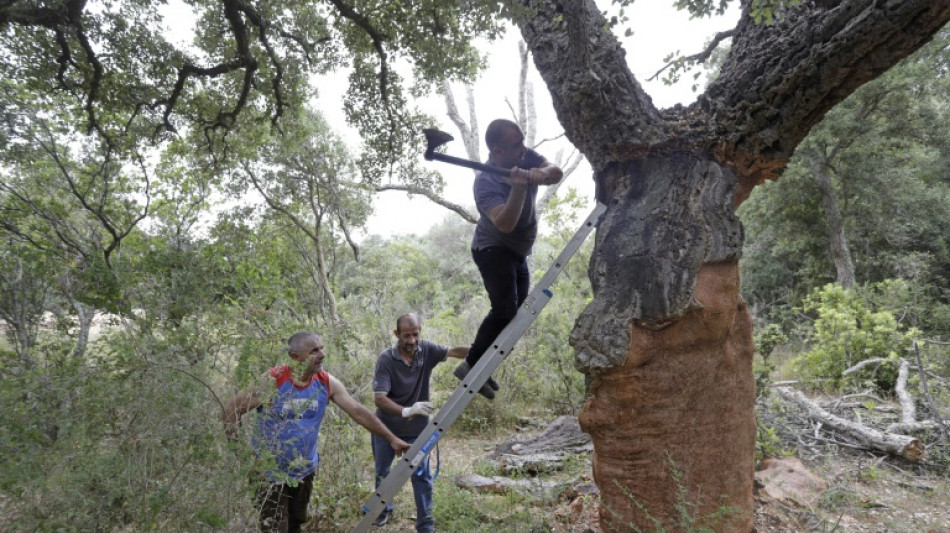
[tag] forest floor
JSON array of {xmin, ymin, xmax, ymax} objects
[{"xmin": 372, "ymin": 414, "xmax": 949, "ymax": 532}]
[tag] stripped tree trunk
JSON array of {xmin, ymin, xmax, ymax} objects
[{"xmin": 510, "ymin": 1, "xmax": 950, "ymax": 530}]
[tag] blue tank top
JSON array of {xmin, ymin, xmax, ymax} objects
[{"xmin": 254, "ymin": 366, "xmax": 330, "ymax": 482}]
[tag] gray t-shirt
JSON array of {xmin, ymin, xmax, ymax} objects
[
  {"xmin": 373, "ymin": 340, "xmax": 449, "ymax": 439},
  {"xmin": 471, "ymin": 148, "xmax": 547, "ymax": 258}
]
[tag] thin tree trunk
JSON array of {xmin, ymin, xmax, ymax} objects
[
  {"xmin": 810, "ymin": 152, "xmax": 856, "ymax": 288},
  {"xmin": 68, "ymin": 299, "xmax": 94, "ymax": 360}
]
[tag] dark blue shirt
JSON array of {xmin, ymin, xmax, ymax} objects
[
  {"xmin": 471, "ymin": 148, "xmax": 547, "ymax": 258},
  {"xmin": 373, "ymin": 340, "xmax": 449, "ymax": 439}
]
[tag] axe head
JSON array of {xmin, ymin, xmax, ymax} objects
[{"xmin": 423, "ymin": 128, "xmax": 454, "ymax": 160}]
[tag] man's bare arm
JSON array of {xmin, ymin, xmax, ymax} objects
[
  {"xmin": 446, "ymin": 346, "xmax": 468, "ymax": 359},
  {"xmin": 329, "ymin": 375, "xmax": 410, "ymax": 454},
  {"xmin": 374, "ymin": 391, "xmax": 406, "ymax": 417},
  {"xmin": 222, "ymin": 374, "xmax": 269, "ymax": 440}
]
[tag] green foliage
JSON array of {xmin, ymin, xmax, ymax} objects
[
  {"xmin": 739, "ymin": 32, "xmax": 950, "ymax": 336},
  {"xmin": 753, "ymin": 323, "xmax": 787, "ymax": 396},
  {"xmin": 0, "ymin": 331, "xmax": 247, "ymax": 531},
  {"xmin": 672, "ymin": 0, "xmax": 733, "ymax": 18},
  {"xmin": 0, "ymin": 0, "xmax": 504, "ymax": 176},
  {"xmin": 755, "ymin": 422, "xmax": 791, "ymax": 465},
  {"xmin": 748, "ymin": 0, "xmax": 803, "ymax": 25},
  {"xmin": 791, "ymin": 282, "xmax": 920, "ymax": 392}
]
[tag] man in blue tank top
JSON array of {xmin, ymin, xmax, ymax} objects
[
  {"xmin": 224, "ymin": 331, "xmax": 410, "ymax": 533},
  {"xmin": 454, "ymin": 118, "xmax": 564, "ymax": 399},
  {"xmin": 370, "ymin": 313, "xmax": 468, "ymax": 531}
]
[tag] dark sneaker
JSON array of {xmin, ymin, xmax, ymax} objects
[
  {"xmin": 453, "ymin": 360, "xmax": 496, "ymax": 400},
  {"xmin": 373, "ymin": 510, "xmax": 391, "ymax": 527},
  {"xmin": 452, "ymin": 360, "xmax": 471, "ymax": 380}
]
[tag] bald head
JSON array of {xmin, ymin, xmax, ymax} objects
[
  {"xmin": 287, "ymin": 331, "xmax": 320, "ymax": 355},
  {"xmin": 484, "ymin": 118, "xmax": 521, "ymax": 151},
  {"xmin": 395, "ymin": 313, "xmax": 420, "ymax": 334}
]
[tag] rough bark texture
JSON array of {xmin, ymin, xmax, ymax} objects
[
  {"xmin": 579, "ymin": 263, "xmax": 756, "ymax": 531},
  {"xmin": 510, "ymin": 1, "xmax": 950, "ymax": 531},
  {"xmin": 571, "ymin": 155, "xmax": 743, "ymax": 370}
]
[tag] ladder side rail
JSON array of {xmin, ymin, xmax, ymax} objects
[{"xmin": 350, "ymin": 203, "xmax": 606, "ymax": 533}]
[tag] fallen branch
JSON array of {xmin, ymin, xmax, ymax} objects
[
  {"xmin": 842, "ymin": 358, "xmax": 888, "ymax": 376},
  {"xmin": 885, "ymin": 421, "xmax": 938, "ymax": 434},
  {"xmin": 776, "ymin": 387, "xmax": 926, "ymax": 462},
  {"xmin": 895, "ymin": 359, "xmax": 916, "ymax": 425}
]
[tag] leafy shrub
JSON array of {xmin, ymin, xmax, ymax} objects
[
  {"xmin": 753, "ymin": 323, "xmax": 787, "ymax": 397},
  {"xmin": 791, "ymin": 282, "xmax": 920, "ymax": 392}
]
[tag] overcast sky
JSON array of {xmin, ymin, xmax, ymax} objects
[
  {"xmin": 160, "ymin": 2, "xmax": 740, "ymax": 240},
  {"xmin": 336, "ymin": 4, "xmax": 741, "ymax": 240}
]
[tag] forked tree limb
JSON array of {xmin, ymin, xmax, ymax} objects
[
  {"xmin": 776, "ymin": 387, "xmax": 926, "ymax": 462},
  {"xmin": 374, "ymin": 184, "xmax": 477, "ymax": 223}
]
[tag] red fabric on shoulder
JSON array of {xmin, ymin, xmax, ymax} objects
[
  {"xmin": 269, "ymin": 365, "xmax": 292, "ymax": 387},
  {"xmin": 317, "ymin": 371, "xmax": 330, "ymax": 395}
]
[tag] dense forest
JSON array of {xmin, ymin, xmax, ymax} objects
[{"xmin": 1, "ymin": 1, "xmax": 948, "ymax": 531}]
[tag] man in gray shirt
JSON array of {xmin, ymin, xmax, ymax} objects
[
  {"xmin": 454, "ymin": 118, "xmax": 563, "ymax": 399},
  {"xmin": 371, "ymin": 313, "xmax": 468, "ymax": 531}
]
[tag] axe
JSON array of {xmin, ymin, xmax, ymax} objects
[{"xmin": 423, "ymin": 128, "xmax": 511, "ymax": 177}]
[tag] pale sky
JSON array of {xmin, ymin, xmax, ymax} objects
[
  {"xmin": 159, "ymin": 2, "xmax": 740, "ymax": 241},
  {"xmin": 329, "ymin": 4, "xmax": 741, "ymax": 240}
]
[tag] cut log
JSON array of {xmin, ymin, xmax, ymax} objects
[
  {"xmin": 776, "ymin": 387, "xmax": 926, "ymax": 462},
  {"xmin": 495, "ymin": 452, "xmax": 568, "ymax": 475},
  {"xmin": 454, "ymin": 473, "xmax": 568, "ymax": 501},
  {"xmin": 490, "ymin": 415, "xmax": 593, "ymax": 475},
  {"xmin": 491, "ymin": 415, "xmax": 593, "ymax": 458}
]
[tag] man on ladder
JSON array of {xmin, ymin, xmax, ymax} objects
[
  {"xmin": 454, "ymin": 118, "xmax": 564, "ymax": 398},
  {"xmin": 351, "ymin": 123, "xmax": 601, "ymax": 533}
]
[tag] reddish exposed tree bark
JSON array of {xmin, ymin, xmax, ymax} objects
[{"xmin": 509, "ymin": 1, "xmax": 950, "ymax": 530}]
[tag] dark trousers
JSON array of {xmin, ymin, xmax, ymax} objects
[
  {"xmin": 467, "ymin": 246, "xmax": 530, "ymax": 367},
  {"xmin": 255, "ymin": 473, "xmax": 314, "ymax": 533}
]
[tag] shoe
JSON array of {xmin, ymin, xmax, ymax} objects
[
  {"xmin": 373, "ymin": 510, "xmax": 391, "ymax": 527},
  {"xmin": 453, "ymin": 360, "xmax": 496, "ymax": 400}
]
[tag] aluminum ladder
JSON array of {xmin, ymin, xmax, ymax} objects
[{"xmin": 351, "ymin": 202, "xmax": 606, "ymax": 533}]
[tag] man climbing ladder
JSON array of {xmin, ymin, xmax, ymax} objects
[{"xmin": 351, "ymin": 201, "xmax": 606, "ymax": 533}]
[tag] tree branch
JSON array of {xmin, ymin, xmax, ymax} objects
[{"xmin": 648, "ymin": 29, "xmax": 736, "ymax": 82}]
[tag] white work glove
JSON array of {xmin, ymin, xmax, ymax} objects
[{"xmin": 402, "ymin": 401, "xmax": 435, "ymax": 419}]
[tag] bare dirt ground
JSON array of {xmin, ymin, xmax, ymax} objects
[{"xmin": 753, "ymin": 451, "xmax": 950, "ymax": 533}]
